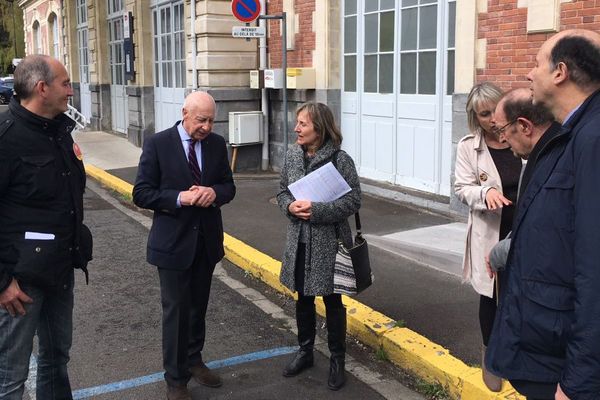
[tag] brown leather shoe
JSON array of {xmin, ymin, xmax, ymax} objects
[
  {"xmin": 166, "ymin": 384, "xmax": 192, "ymax": 400},
  {"xmin": 190, "ymin": 361, "xmax": 222, "ymax": 388}
]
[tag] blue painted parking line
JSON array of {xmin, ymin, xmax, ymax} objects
[{"xmin": 72, "ymin": 346, "xmax": 296, "ymax": 399}]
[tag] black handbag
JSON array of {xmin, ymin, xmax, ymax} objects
[{"xmin": 333, "ymin": 212, "xmax": 373, "ymax": 295}]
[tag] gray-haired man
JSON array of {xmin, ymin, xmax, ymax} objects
[{"xmin": 0, "ymin": 55, "xmax": 91, "ymax": 399}]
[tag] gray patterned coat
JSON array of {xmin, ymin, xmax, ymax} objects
[{"xmin": 277, "ymin": 140, "xmax": 361, "ymax": 296}]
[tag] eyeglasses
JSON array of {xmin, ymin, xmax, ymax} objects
[{"xmin": 493, "ymin": 119, "xmax": 517, "ymax": 135}]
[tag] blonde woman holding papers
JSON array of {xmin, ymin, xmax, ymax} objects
[{"xmin": 276, "ymin": 102, "xmax": 361, "ymax": 390}]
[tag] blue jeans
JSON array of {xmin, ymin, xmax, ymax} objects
[{"xmin": 0, "ymin": 271, "xmax": 74, "ymax": 400}]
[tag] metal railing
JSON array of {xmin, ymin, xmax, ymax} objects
[{"xmin": 65, "ymin": 104, "xmax": 88, "ymax": 131}]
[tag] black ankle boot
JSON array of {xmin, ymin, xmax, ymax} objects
[
  {"xmin": 283, "ymin": 302, "xmax": 316, "ymax": 377},
  {"xmin": 326, "ymin": 307, "xmax": 347, "ymax": 390},
  {"xmin": 328, "ymin": 355, "xmax": 345, "ymax": 391},
  {"xmin": 282, "ymin": 348, "xmax": 314, "ymax": 377}
]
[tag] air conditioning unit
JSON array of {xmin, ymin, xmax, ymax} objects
[{"xmin": 229, "ymin": 111, "xmax": 263, "ymax": 145}]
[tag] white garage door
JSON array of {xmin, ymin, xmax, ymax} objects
[{"xmin": 341, "ymin": 0, "xmax": 456, "ymax": 196}]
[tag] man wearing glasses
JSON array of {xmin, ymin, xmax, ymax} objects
[
  {"xmin": 493, "ymin": 88, "xmax": 561, "ymax": 199},
  {"xmin": 485, "ymin": 87, "xmax": 560, "ymax": 296}
]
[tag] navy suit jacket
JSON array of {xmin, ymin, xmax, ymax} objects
[{"xmin": 133, "ymin": 123, "xmax": 235, "ymax": 269}]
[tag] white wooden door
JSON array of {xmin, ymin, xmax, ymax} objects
[
  {"xmin": 342, "ymin": 0, "xmax": 456, "ymax": 196},
  {"xmin": 153, "ymin": 1, "xmax": 186, "ymax": 132}
]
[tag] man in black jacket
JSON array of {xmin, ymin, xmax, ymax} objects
[
  {"xmin": 0, "ymin": 55, "xmax": 91, "ymax": 398},
  {"xmin": 133, "ymin": 91, "xmax": 235, "ymax": 400}
]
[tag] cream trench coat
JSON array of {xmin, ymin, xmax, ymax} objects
[{"xmin": 454, "ymin": 130, "xmax": 521, "ymax": 298}]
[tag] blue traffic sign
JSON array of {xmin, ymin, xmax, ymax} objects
[{"xmin": 231, "ymin": 0, "xmax": 261, "ymax": 23}]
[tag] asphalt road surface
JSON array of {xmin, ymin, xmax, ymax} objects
[{"xmin": 19, "ymin": 180, "xmax": 425, "ymax": 400}]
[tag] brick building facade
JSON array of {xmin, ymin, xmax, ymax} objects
[
  {"xmin": 475, "ymin": 1, "xmax": 600, "ymax": 90},
  {"xmin": 16, "ymin": 0, "xmax": 600, "ymax": 208}
]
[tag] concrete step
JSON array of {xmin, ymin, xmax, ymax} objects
[{"xmin": 365, "ymin": 222, "xmax": 466, "ymax": 277}]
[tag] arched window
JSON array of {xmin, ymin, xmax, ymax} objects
[
  {"xmin": 48, "ymin": 13, "xmax": 60, "ymax": 59},
  {"xmin": 32, "ymin": 20, "xmax": 41, "ymax": 54}
]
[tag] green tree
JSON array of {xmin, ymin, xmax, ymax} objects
[{"xmin": 0, "ymin": 1, "xmax": 25, "ymax": 76}]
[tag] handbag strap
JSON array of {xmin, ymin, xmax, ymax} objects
[
  {"xmin": 354, "ymin": 212, "xmax": 362, "ymax": 235},
  {"xmin": 332, "ymin": 149, "xmax": 362, "ymax": 236}
]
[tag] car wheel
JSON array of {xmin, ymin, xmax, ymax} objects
[{"xmin": 0, "ymin": 95, "xmax": 6, "ymax": 104}]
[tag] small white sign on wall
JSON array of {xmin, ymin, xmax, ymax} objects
[{"xmin": 232, "ymin": 26, "xmax": 266, "ymax": 38}]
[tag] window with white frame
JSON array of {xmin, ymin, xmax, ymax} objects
[
  {"xmin": 446, "ymin": 0, "xmax": 455, "ymax": 95},
  {"xmin": 49, "ymin": 13, "xmax": 60, "ymax": 59},
  {"xmin": 153, "ymin": 1, "xmax": 185, "ymax": 89},
  {"xmin": 399, "ymin": 0, "xmax": 438, "ymax": 95},
  {"xmin": 343, "ymin": 0, "xmax": 357, "ymax": 92},
  {"xmin": 32, "ymin": 21, "xmax": 41, "ymax": 54},
  {"xmin": 173, "ymin": 3, "xmax": 185, "ymax": 88},
  {"xmin": 78, "ymin": 30, "xmax": 89, "ymax": 84},
  {"xmin": 363, "ymin": 0, "xmax": 395, "ymax": 94},
  {"xmin": 108, "ymin": 0, "xmax": 123, "ymax": 15},
  {"xmin": 107, "ymin": 0, "xmax": 125, "ymax": 85},
  {"xmin": 77, "ymin": 0, "xmax": 89, "ymax": 85},
  {"xmin": 77, "ymin": 0, "xmax": 87, "ymax": 25}
]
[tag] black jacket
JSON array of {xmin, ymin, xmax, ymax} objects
[{"xmin": 0, "ymin": 98, "xmax": 90, "ymax": 291}]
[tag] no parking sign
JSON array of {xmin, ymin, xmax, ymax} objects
[{"xmin": 231, "ymin": 0, "xmax": 261, "ymax": 23}]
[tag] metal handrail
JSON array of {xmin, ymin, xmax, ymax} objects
[{"xmin": 65, "ymin": 104, "xmax": 88, "ymax": 131}]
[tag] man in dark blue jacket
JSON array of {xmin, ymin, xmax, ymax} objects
[
  {"xmin": 486, "ymin": 30, "xmax": 600, "ymax": 400},
  {"xmin": 133, "ymin": 91, "xmax": 235, "ymax": 400}
]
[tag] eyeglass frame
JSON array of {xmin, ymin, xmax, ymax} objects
[{"xmin": 493, "ymin": 118, "xmax": 518, "ymax": 136}]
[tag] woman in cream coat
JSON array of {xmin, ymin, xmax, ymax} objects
[{"xmin": 455, "ymin": 82, "xmax": 522, "ymax": 392}]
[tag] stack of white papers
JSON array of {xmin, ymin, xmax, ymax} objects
[{"xmin": 288, "ymin": 162, "xmax": 351, "ymax": 202}]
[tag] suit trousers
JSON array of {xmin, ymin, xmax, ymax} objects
[{"xmin": 157, "ymin": 239, "xmax": 215, "ymax": 387}]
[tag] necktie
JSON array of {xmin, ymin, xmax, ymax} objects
[{"xmin": 188, "ymin": 139, "xmax": 202, "ymax": 185}]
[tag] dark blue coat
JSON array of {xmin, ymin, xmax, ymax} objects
[
  {"xmin": 486, "ymin": 91, "xmax": 600, "ymax": 400},
  {"xmin": 133, "ymin": 123, "xmax": 235, "ymax": 270}
]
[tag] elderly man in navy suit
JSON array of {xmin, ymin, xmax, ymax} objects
[{"xmin": 133, "ymin": 91, "xmax": 235, "ymax": 400}]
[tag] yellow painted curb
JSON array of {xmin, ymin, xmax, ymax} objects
[
  {"xmin": 223, "ymin": 233, "xmax": 295, "ymax": 298},
  {"xmin": 381, "ymin": 328, "xmax": 523, "ymax": 399},
  {"xmin": 221, "ymin": 232, "xmax": 524, "ymax": 400},
  {"xmin": 85, "ymin": 165, "xmax": 525, "ymax": 400},
  {"xmin": 85, "ymin": 164, "xmax": 133, "ymax": 200}
]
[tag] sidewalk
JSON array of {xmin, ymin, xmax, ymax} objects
[{"xmin": 74, "ymin": 130, "xmax": 524, "ymax": 400}]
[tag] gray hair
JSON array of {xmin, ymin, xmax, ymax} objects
[
  {"xmin": 466, "ymin": 82, "xmax": 503, "ymax": 132},
  {"xmin": 13, "ymin": 55, "xmax": 55, "ymax": 100}
]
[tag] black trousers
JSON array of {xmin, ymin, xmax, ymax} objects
[
  {"xmin": 479, "ymin": 279, "xmax": 498, "ymax": 346},
  {"xmin": 157, "ymin": 240, "xmax": 215, "ymax": 387}
]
